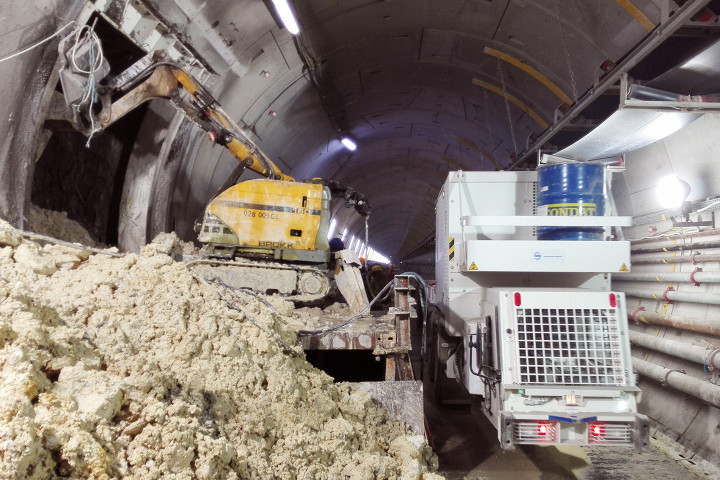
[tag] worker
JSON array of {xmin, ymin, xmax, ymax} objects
[{"xmin": 367, "ymin": 264, "xmax": 387, "ymax": 298}]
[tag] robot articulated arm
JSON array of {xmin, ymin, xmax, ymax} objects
[
  {"xmin": 56, "ymin": 34, "xmax": 371, "ymax": 216},
  {"xmin": 326, "ymin": 180, "xmax": 372, "ymax": 217},
  {"xmin": 58, "ymin": 45, "xmax": 293, "ymax": 182}
]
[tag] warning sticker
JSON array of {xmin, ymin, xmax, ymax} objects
[
  {"xmin": 469, "ymin": 262, "xmax": 478, "ymax": 271},
  {"xmin": 619, "ymin": 263, "xmax": 629, "ymax": 272}
]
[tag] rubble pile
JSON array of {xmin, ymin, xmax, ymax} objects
[
  {"xmin": 0, "ymin": 214, "xmax": 442, "ymax": 479},
  {"xmin": 26, "ymin": 205, "xmax": 101, "ymax": 247}
]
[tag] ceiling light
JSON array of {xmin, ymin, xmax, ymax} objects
[
  {"xmin": 341, "ymin": 136, "xmax": 357, "ymax": 151},
  {"xmin": 270, "ymin": 0, "xmax": 300, "ymax": 35},
  {"xmin": 656, "ymin": 175, "xmax": 691, "ymax": 209}
]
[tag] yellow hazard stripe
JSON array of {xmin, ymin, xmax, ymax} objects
[
  {"xmin": 613, "ymin": 0, "xmax": 655, "ymax": 32},
  {"xmin": 449, "ymin": 237, "xmax": 455, "ymax": 261},
  {"xmin": 483, "ymin": 47, "xmax": 572, "ymax": 105}
]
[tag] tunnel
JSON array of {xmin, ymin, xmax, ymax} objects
[{"xmin": 3, "ymin": 0, "xmax": 720, "ymax": 478}]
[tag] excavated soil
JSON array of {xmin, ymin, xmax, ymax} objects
[
  {"xmin": 25, "ymin": 205, "xmax": 102, "ymax": 248},
  {"xmin": 0, "ymin": 210, "xmax": 443, "ymax": 479}
]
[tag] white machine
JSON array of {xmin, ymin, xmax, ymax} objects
[{"xmin": 428, "ymin": 167, "xmax": 649, "ymax": 450}]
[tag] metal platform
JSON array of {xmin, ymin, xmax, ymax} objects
[{"xmin": 299, "ymin": 275, "xmax": 418, "ymax": 381}]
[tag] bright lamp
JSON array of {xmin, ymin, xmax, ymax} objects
[
  {"xmin": 656, "ymin": 175, "xmax": 690, "ymax": 209},
  {"xmin": 270, "ymin": 0, "xmax": 300, "ymax": 35}
]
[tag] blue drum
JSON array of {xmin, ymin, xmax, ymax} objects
[{"xmin": 537, "ymin": 163, "xmax": 605, "ymax": 241}]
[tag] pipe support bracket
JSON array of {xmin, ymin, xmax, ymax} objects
[
  {"xmin": 662, "ymin": 369, "xmax": 686, "ymax": 387},
  {"xmin": 691, "ymin": 267, "xmax": 703, "ymax": 286}
]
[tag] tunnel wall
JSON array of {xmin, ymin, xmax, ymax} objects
[
  {"xmin": 0, "ymin": 0, "xmax": 85, "ymax": 228},
  {"xmin": 117, "ymin": 101, "xmax": 199, "ymax": 252},
  {"xmin": 613, "ymin": 113, "xmax": 720, "ymax": 465}
]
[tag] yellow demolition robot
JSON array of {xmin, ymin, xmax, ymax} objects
[{"xmin": 57, "ymin": 43, "xmax": 371, "ymax": 303}]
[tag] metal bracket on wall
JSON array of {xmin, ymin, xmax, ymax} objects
[
  {"xmin": 661, "ymin": 368, "xmax": 686, "ymax": 387},
  {"xmin": 621, "ymin": 73, "xmax": 720, "ymax": 112}
]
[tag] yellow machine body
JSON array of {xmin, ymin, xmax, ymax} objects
[{"xmin": 198, "ymin": 179, "xmax": 331, "ymax": 262}]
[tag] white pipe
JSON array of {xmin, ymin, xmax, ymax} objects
[
  {"xmin": 619, "ymin": 288, "xmax": 720, "ymax": 305},
  {"xmin": 633, "ymin": 230, "xmax": 720, "ymax": 247},
  {"xmin": 629, "ymin": 310, "xmax": 720, "ymax": 336},
  {"xmin": 633, "ymin": 357, "xmax": 720, "ymax": 408},
  {"xmin": 629, "ymin": 331, "xmax": 720, "ymax": 367},
  {"xmin": 616, "ymin": 270, "xmax": 720, "ymax": 283},
  {"xmin": 631, "ymin": 251, "xmax": 720, "ymax": 265},
  {"xmin": 632, "ymin": 238, "xmax": 720, "ymax": 254}
]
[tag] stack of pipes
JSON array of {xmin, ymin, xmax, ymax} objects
[{"xmin": 614, "ymin": 230, "xmax": 720, "ymax": 408}]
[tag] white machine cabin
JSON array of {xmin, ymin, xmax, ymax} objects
[{"xmin": 433, "ymin": 169, "xmax": 648, "ymax": 450}]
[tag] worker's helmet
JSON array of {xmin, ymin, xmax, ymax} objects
[
  {"xmin": 329, "ymin": 237, "xmax": 345, "ymax": 251},
  {"xmin": 371, "ymin": 264, "xmax": 383, "ymax": 272}
]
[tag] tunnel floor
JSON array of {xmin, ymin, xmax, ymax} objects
[{"xmin": 424, "ymin": 400, "xmax": 716, "ymax": 480}]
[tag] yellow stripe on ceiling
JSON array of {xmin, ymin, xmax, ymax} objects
[
  {"xmin": 451, "ymin": 137, "xmax": 503, "ymax": 170},
  {"xmin": 483, "ymin": 47, "xmax": 572, "ymax": 105},
  {"xmin": 614, "ymin": 0, "xmax": 655, "ymax": 32},
  {"xmin": 441, "ymin": 155, "xmax": 463, "ymax": 169},
  {"xmin": 471, "ymin": 78, "xmax": 550, "ymax": 129}
]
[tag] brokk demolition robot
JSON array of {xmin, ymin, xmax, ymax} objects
[
  {"xmin": 56, "ymin": 34, "xmax": 369, "ymax": 305},
  {"xmin": 427, "ymin": 162, "xmax": 649, "ymax": 450}
]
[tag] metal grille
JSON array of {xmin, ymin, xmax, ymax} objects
[
  {"xmin": 516, "ymin": 307, "xmax": 626, "ymax": 385},
  {"xmin": 513, "ymin": 422, "xmax": 557, "ymax": 444},
  {"xmin": 589, "ymin": 423, "xmax": 632, "ymax": 445}
]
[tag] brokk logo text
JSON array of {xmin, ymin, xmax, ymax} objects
[{"xmin": 259, "ymin": 241, "xmax": 294, "ymax": 248}]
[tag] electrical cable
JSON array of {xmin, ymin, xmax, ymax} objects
[
  {"xmin": 0, "ymin": 20, "xmax": 75, "ymax": 64},
  {"xmin": 193, "ymin": 274, "xmax": 303, "ymax": 357},
  {"xmin": 497, "ymin": 59, "xmax": 519, "ymax": 159},
  {"xmin": 70, "ymin": 23, "xmax": 104, "ymax": 74},
  {"xmin": 60, "ymin": 20, "xmax": 104, "ymax": 146},
  {"xmin": 695, "ymin": 199, "xmax": 720, "ymax": 214},
  {"xmin": 230, "ymin": 285, "xmax": 285, "ymax": 317},
  {"xmin": 298, "ymin": 279, "xmax": 395, "ymax": 336},
  {"xmin": 0, "ymin": 226, "xmax": 123, "ymax": 257},
  {"xmin": 363, "ymin": 215, "xmax": 370, "ymax": 269}
]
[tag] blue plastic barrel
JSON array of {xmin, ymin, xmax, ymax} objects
[{"xmin": 537, "ymin": 163, "xmax": 605, "ymax": 241}]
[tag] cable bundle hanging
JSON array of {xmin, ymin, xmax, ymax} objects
[{"xmin": 57, "ymin": 19, "xmax": 108, "ymax": 147}]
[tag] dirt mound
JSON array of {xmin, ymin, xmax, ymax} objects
[
  {"xmin": 25, "ymin": 205, "xmax": 101, "ymax": 247},
  {"xmin": 0, "ymin": 222, "xmax": 442, "ymax": 479}
]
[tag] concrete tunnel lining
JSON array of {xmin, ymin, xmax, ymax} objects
[{"xmin": 5, "ymin": 0, "xmax": 720, "ymax": 475}]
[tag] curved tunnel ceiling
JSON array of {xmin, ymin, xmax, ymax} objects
[
  {"xmin": 15, "ymin": 0, "xmax": 718, "ymax": 264},
  {"xmin": 240, "ymin": 0, "xmax": 662, "ymax": 261}
]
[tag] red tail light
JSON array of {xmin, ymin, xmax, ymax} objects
[
  {"xmin": 538, "ymin": 424, "xmax": 547, "ymax": 435},
  {"xmin": 592, "ymin": 424, "xmax": 604, "ymax": 436},
  {"xmin": 609, "ymin": 294, "xmax": 617, "ymax": 307},
  {"xmin": 514, "ymin": 292, "xmax": 522, "ymax": 306}
]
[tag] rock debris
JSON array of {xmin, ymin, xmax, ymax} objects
[{"xmin": 0, "ymin": 210, "xmax": 443, "ymax": 480}]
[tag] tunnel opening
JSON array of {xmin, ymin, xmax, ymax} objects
[
  {"xmin": 31, "ymin": 14, "xmax": 148, "ymax": 245},
  {"xmin": 304, "ymin": 350, "xmax": 387, "ymax": 382}
]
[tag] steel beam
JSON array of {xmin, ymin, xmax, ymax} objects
[{"xmin": 508, "ymin": 0, "xmax": 712, "ymax": 169}]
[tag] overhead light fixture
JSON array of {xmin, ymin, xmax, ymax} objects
[
  {"xmin": 341, "ymin": 136, "xmax": 357, "ymax": 151},
  {"xmin": 656, "ymin": 175, "xmax": 691, "ymax": 209},
  {"xmin": 270, "ymin": 0, "xmax": 300, "ymax": 35}
]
